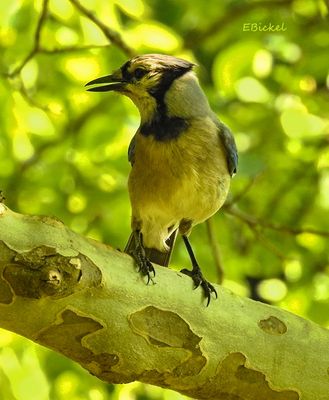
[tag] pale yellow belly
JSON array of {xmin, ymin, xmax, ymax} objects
[
  {"xmin": 128, "ymin": 158, "xmax": 230, "ymax": 251},
  {"xmin": 128, "ymin": 125, "xmax": 231, "ymax": 251}
]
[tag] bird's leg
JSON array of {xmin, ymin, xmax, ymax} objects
[
  {"xmin": 130, "ymin": 230, "xmax": 155, "ymax": 284},
  {"xmin": 180, "ymin": 235, "xmax": 218, "ymax": 306}
]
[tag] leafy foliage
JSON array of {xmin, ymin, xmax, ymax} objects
[{"xmin": 0, "ymin": 0, "xmax": 328, "ymax": 398}]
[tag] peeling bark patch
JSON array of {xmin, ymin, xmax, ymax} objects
[
  {"xmin": 0, "ymin": 242, "xmax": 15, "ymax": 304},
  {"xmin": 258, "ymin": 316, "xmax": 287, "ymax": 335},
  {"xmin": 130, "ymin": 306, "xmax": 206, "ymax": 377},
  {"xmin": 2, "ymin": 246, "xmax": 101, "ymax": 299},
  {"xmin": 236, "ymin": 364, "xmax": 267, "ymax": 384},
  {"xmin": 37, "ymin": 310, "xmax": 119, "ymax": 376},
  {"xmin": 0, "ymin": 276, "xmax": 13, "ymax": 304},
  {"xmin": 190, "ymin": 352, "xmax": 299, "ymax": 400}
]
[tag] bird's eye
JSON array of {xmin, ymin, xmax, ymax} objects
[{"xmin": 134, "ymin": 68, "xmax": 147, "ymax": 80}]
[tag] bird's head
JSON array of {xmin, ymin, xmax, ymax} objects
[{"xmin": 86, "ymin": 54, "xmax": 209, "ymax": 122}]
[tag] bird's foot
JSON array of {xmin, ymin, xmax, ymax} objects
[
  {"xmin": 180, "ymin": 267, "xmax": 217, "ymax": 306},
  {"xmin": 130, "ymin": 245, "xmax": 155, "ymax": 284}
]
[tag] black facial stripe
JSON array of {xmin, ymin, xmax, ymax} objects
[
  {"xmin": 148, "ymin": 67, "xmax": 192, "ymax": 102},
  {"xmin": 141, "ymin": 66, "xmax": 192, "ymax": 141},
  {"xmin": 149, "ymin": 67, "xmax": 193, "ymax": 121},
  {"xmin": 121, "ymin": 61, "xmax": 133, "ymax": 81}
]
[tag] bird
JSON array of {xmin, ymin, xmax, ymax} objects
[{"xmin": 86, "ymin": 54, "xmax": 238, "ymax": 305}]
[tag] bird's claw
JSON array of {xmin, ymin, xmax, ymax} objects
[
  {"xmin": 130, "ymin": 245, "xmax": 155, "ymax": 285},
  {"xmin": 201, "ymin": 281, "xmax": 218, "ymax": 307},
  {"xmin": 137, "ymin": 258, "xmax": 155, "ymax": 284},
  {"xmin": 180, "ymin": 268, "xmax": 217, "ymax": 306}
]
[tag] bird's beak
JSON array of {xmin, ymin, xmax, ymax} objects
[{"xmin": 85, "ymin": 70, "xmax": 126, "ymax": 92}]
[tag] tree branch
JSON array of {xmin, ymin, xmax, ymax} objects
[
  {"xmin": 227, "ymin": 173, "xmax": 264, "ymax": 206},
  {"xmin": 8, "ymin": 0, "xmax": 49, "ymax": 77},
  {"xmin": 0, "ymin": 205, "xmax": 329, "ymax": 399},
  {"xmin": 69, "ymin": 0, "xmax": 135, "ymax": 58},
  {"xmin": 40, "ymin": 44, "xmax": 111, "ymax": 53},
  {"xmin": 224, "ymin": 205, "xmax": 329, "ymax": 238},
  {"xmin": 5, "ymin": 0, "xmax": 133, "ymax": 83}
]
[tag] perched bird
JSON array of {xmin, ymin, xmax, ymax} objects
[{"xmin": 86, "ymin": 54, "xmax": 238, "ymax": 305}]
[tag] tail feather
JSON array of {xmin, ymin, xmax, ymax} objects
[{"xmin": 125, "ymin": 230, "xmax": 178, "ymax": 267}]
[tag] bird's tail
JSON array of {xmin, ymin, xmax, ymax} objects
[{"xmin": 124, "ymin": 230, "xmax": 178, "ymax": 267}]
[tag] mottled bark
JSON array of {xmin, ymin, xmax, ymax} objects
[{"xmin": 0, "ymin": 204, "xmax": 328, "ymax": 400}]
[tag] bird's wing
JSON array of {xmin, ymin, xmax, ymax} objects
[
  {"xmin": 215, "ymin": 119, "xmax": 238, "ymax": 176},
  {"xmin": 128, "ymin": 134, "xmax": 136, "ymax": 165}
]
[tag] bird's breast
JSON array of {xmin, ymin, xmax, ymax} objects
[{"xmin": 128, "ymin": 117, "xmax": 231, "ymax": 227}]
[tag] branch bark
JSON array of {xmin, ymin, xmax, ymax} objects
[{"xmin": 0, "ymin": 204, "xmax": 328, "ymax": 399}]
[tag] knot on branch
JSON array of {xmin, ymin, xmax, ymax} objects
[{"xmin": 3, "ymin": 245, "xmax": 101, "ymax": 299}]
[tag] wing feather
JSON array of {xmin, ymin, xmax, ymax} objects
[{"xmin": 215, "ymin": 119, "xmax": 238, "ymax": 176}]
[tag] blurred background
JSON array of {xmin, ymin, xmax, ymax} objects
[{"xmin": 0, "ymin": 0, "xmax": 328, "ymax": 398}]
